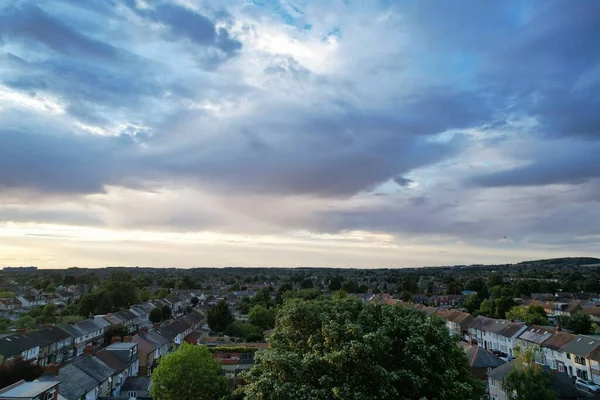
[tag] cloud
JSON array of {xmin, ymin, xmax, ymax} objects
[
  {"xmin": 0, "ymin": 0, "xmax": 599, "ymax": 265},
  {"xmin": 393, "ymin": 176, "xmax": 413, "ymax": 187},
  {"xmin": 0, "ymin": 3, "xmax": 118, "ymax": 59}
]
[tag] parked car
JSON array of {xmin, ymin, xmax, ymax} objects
[{"xmin": 575, "ymin": 378, "xmax": 600, "ymax": 394}]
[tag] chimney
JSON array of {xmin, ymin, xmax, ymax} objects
[
  {"xmin": 43, "ymin": 364, "xmax": 61, "ymax": 375},
  {"xmin": 16, "ymin": 328, "xmax": 27, "ymax": 335},
  {"xmin": 111, "ymin": 336, "xmax": 122, "ymax": 344},
  {"xmin": 153, "ymin": 323, "xmax": 160, "ymax": 328},
  {"xmin": 83, "ymin": 345, "xmax": 96, "ymax": 355},
  {"xmin": 139, "ymin": 327, "xmax": 149, "ymax": 334},
  {"xmin": 123, "ymin": 336, "xmax": 132, "ymax": 343},
  {"xmin": 556, "ymin": 319, "xmax": 562, "ymax": 332},
  {"xmin": 44, "ymin": 323, "xmax": 54, "ymax": 328}
]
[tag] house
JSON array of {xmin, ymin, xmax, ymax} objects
[
  {"xmin": 72, "ymin": 354, "xmax": 114, "ymax": 398},
  {"xmin": 429, "ymin": 295, "xmax": 465, "ymax": 307},
  {"xmin": 468, "ymin": 317, "xmax": 526, "ymax": 358},
  {"xmin": 183, "ymin": 311, "xmax": 204, "ymax": 330},
  {"xmin": 583, "ymin": 306, "xmax": 600, "ymax": 323},
  {"xmin": 95, "ymin": 342, "xmax": 139, "ymax": 396},
  {"xmin": 57, "ymin": 363, "xmax": 102, "ymax": 400},
  {"xmin": 16, "ymin": 295, "xmax": 46, "ymax": 309},
  {"xmin": 26, "ymin": 326, "xmax": 74, "ymax": 366},
  {"xmin": 435, "ymin": 309, "xmax": 474, "ymax": 340},
  {"xmin": 59, "ymin": 318, "xmax": 111, "ymax": 356},
  {"xmin": 153, "ymin": 319, "xmax": 192, "ymax": 350},
  {"xmin": 540, "ymin": 331, "xmax": 577, "ymax": 376},
  {"xmin": 517, "ymin": 326, "xmax": 557, "ymax": 355},
  {"xmin": 0, "ymin": 379, "xmax": 61, "ymax": 400},
  {"xmin": 558, "ymin": 335, "xmax": 600, "ymax": 381},
  {"xmin": 487, "ymin": 360, "xmax": 583, "ymax": 400},
  {"xmin": 0, "ymin": 334, "xmax": 39, "ymax": 365},
  {"xmin": 120, "ymin": 376, "xmax": 151, "ymax": 398},
  {"xmin": 132, "ymin": 328, "xmax": 169, "ymax": 376},
  {"xmin": 0, "ymin": 298, "xmax": 20, "ymax": 312},
  {"xmin": 460, "ymin": 344, "xmax": 505, "ymax": 380}
]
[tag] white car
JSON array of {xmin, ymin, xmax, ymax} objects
[{"xmin": 575, "ymin": 378, "xmax": 600, "ymax": 394}]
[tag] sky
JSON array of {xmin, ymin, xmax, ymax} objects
[{"xmin": 0, "ymin": 0, "xmax": 599, "ymax": 268}]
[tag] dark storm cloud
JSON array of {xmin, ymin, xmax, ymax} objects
[
  {"xmin": 128, "ymin": 1, "xmax": 242, "ymax": 58},
  {"xmin": 471, "ymin": 142, "xmax": 600, "ymax": 187},
  {"xmin": 0, "ymin": 3, "xmax": 118, "ymax": 59},
  {"xmin": 393, "ymin": 177, "xmax": 413, "ymax": 187},
  {"xmin": 0, "ymin": 127, "xmax": 134, "ymax": 195},
  {"xmin": 1, "ymin": 0, "xmax": 599, "ymax": 215}
]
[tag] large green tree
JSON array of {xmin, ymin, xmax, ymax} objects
[
  {"xmin": 207, "ymin": 300, "xmax": 234, "ymax": 332},
  {"xmin": 240, "ymin": 297, "xmax": 484, "ymax": 400},
  {"xmin": 562, "ymin": 310, "xmax": 592, "ymax": 334},
  {"xmin": 150, "ymin": 343, "xmax": 227, "ymax": 400},
  {"xmin": 248, "ymin": 305, "xmax": 276, "ymax": 331},
  {"xmin": 503, "ymin": 349, "xmax": 558, "ymax": 400},
  {"xmin": 149, "ymin": 307, "xmax": 163, "ymax": 324},
  {"xmin": 506, "ymin": 305, "xmax": 548, "ymax": 325}
]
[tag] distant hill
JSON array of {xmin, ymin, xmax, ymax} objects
[{"xmin": 517, "ymin": 257, "xmax": 600, "ymax": 266}]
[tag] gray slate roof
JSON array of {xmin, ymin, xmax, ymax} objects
[
  {"xmin": 560, "ymin": 335, "xmax": 600, "ymax": 358},
  {"xmin": 464, "ymin": 345, "xmax": 506, "ymax": 369},
  {"xmin": 73, "ymin": 355, "xmax": 114, "ymax": 382},
  {"xmin": 0, "ymin": 334, "xmax": 37, "ymax": 357},
  {"xmin": 58, "ymin": 364, "xmax": 99, "ymax": 400}
]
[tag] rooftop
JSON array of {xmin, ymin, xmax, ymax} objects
[{"xmin": 0, "ymin": 380, "xmax": 59, "ymax": 399}]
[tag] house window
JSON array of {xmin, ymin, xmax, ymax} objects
[
  {"xmin": 577, "ymin": 369, "xmax": 589, "ymax": 380},
  {"xmin": 575, "ymin": 356, "xmax": 587, "ymax": 366},
  {"xmin": 549, "ymin": 360, "xmax": 557, "ymax": 370},
  {"xmin": 490, "ymin": 378, "xmax": 496, "ymax": 388}
]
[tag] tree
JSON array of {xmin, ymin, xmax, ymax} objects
[
  {"xmin": 207, "ymin": 300, "xmax": 234, "ymax": 332},
  {"xmin": 150, "ymin": 343, "xmax": 227, "ymax": 400},
  {"xmin": 161, "ymin": 305, "xmax": 172, "ymax": 320},
  {"xmin": 97, "ymin": 292, "xmax": 114, "ymax": 314},
  {"xmin": 248, "ymin": 305, "xmax": 276, "ymax": 331},
  {"xmin": 488, "ymin": 273, "xmax": 504, "ymax": 287},
  {"xmin": 14, "ymin": 315, "xmax": 37, "ymax": 330},
  {"xmin": 506, "ymin": 305, "xmax": 548, "ymax": 325},
  {"xmin": 299, "ymin": 278, "xmax": 314, "ymax": 289},
  {"xmin": 464, "ymin": 293, "xmax": 482, "ymax": 313},
  {"xmin": 240, "ymin": 297, "xmax": 484, "ymax": 400},
  {"xmin": 0, "ymin": 360, "xmax": 43, "ymax": 388},
  {"xmin": 503, "ymin": 349, "xmax": 558, "ymax": 400},
  {"xmin": 140, "ymin": 288, "xmax": 150, "ymax": 302},
  {"xmin": 327, "ymin": 276, "xmax": 343, "ymax": 292},
  {"xmin": 149, "ymin": 308, "xmax": 163, "ymax": 324},
  {"xmin": 78, "ymin": 293, "xmax": 97, "ymax": 316},
  {"xmin": 104, "ymin": 324, "xmax": 128, "ymax": 345},
  {"xmin": 342, "ymin": 279, "xmax": 359, "ymax": 293},
  {"xmin": 563, "ymin": 310, "xmax": 592, "ymax": 334},
  {"xmin": 225, "ymin": 321, "xmax": 263, "ymax": 342},
  {"xmin": 191, "ymin": 296, "xmax": 199, "ymax": 306}
]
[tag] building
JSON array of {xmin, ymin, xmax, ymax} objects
[
  {"xmin": 59, "ymin": 318, "xmax": 111, "ymax": 356},
  {"xmin": 120, "ymin": 376, "xmax": 151, "ymax": 398},
  {"xmin": 469, "ymin": 317, "xmax": 527, "ymax": 358},
  {"xmin": 95, "ymin": 342, "xmax": 139, "ymax": 396},
  {"xmin": 133, "ymin": 329, "xmax": 169, "ymax": 376},
  {"xmin": 461, "ymin": 344, "xmax": 505, "ymax": 380},
  {"xmin": 26, "ymin": 326, "xmax": 74, "ymax": 366},
  {"xmin": 488, "ymin": 360, "xmax": 582, "ymax": 400},
  {"xmin": 435, "ymin": 309, "xmax": 474, "ymax": 340},
  {"xmin": 0, "ymin": 334, "xmax": 39, "ymax": 365},
  {"xmin": 0, "ymin": 379, "xmax": 60, "ymax": 400}
]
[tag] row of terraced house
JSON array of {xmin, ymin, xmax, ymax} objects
[
  {"xmin": 0, "ymin": 292, "xmax": 204, "ymax": 400},
  {"xmin": 407, "ymin": 302, "xmax": 600, "ymax": 399}
]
